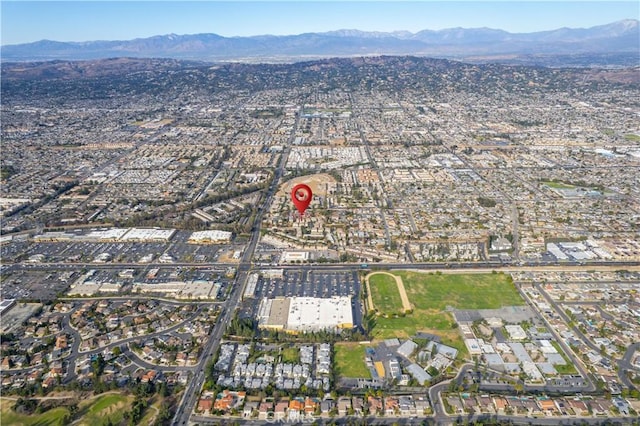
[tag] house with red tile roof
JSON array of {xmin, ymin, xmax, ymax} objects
[
  {"xmin": 141, "ymin": 369, "xmax": 157, "ymax": 383},
  {"xmin": 493, "ymin": 397, "xmax": 508, "ymax": 414},
  {"xmin": 537, "ymin": 398, "xmax": 557, "ymax": 414},
  {"xmin": 55, "ymin": 334, "xmax": 68, "ymax": 350},
  {"xmin": 368, "ymin": 396, "xmax": 383, "ymax": 415},
  {"xmin": 384, "ymin": 396, "xmax": 399, "ymax": 416},
  {"xmin": 274, "ymin": 401, "xmax": 288, "ymax": 420},
  {"xmin": 288, "ymin": 398, "xmax": 305, "ymax": 421},
  {"xmin": 198, "ymin": 397, "xmax": 213, "ymax": 413},
  {"xmin": 567, "ymin": 398, "xmax": 589, "ymax": 416},
  {"xmin": 304, "ymin": 397, "xmax": 319, "ymax": 416},
  {"xmin": 259, "ymin": 401, "xmax": 273, "ymax": 420},
  {"xmin": 213, "ymin": 389, "xmax": 246, "ymax": 413}
]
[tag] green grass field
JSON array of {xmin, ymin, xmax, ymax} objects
[
  {"xmin": 624, "ymin": 134, "xmax": 640, "ymax": 141},
  {"xmin": 334, "ymin": 342, "xmax": 370, "ymax": 378},
  {"xmin": 398, "ymin": 271, "xmax": 524, "ymax": 311},
  {"xmin": 281, "ymin": 346, "xmax": 300, "ymax": 364},
  {"xmin": 77, "ymin": 393, "xmax": 133, "ymax": 426},
  {"xmin": 0, "ymin": 399, "xmax": 70, "ymax": 426},
  {"xmin": 368, "ymin": 273, "xmax": 404, "ymax": 314},
  {"xmin": 543, "ymin": 181, "xmax": 575, "ymax": 190},
  {"xmin": 1, "ymin": 393, "xmax": 138, "ymax": 426},
  {"xmin": 87, "ymin": 393, "xmax": 128, "ymax": 413},
  {"xmin": 372, "ymin": 272, "xmax": 525, "ymax": 357}
]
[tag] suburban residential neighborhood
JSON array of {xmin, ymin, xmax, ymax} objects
[{"xmin": 1, "ymin": 52, "xmax": 639, "ymax": 425}]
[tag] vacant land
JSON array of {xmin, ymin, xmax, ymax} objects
[
  {"xmin": 0, "ymin": 388, "xmax": 172, "ymax": 426},
  {"xmin": 375, "ymin": 311, "xmax": 456, "ymax": 340},
  {"xmin": 334, "ymin": 342, "xmax": 370, "ymax": 378},
  {"xmin": 277, "ymin": 173, "xmax": 337, "ymax": 199},
  {"xmin": 373, "ymin": 272, "xmax": 525, "ymax": 355},
  {"xmin": 77, "ymin": 393, "xmax": 134, "ymax": 426},
  {"xmin": 0, "ymin": 398, "xmax": 70, "ymax": 426},
  {"xmin": 399, "ymin": 271, "xmax": 524, "ymax": 311},
  {"xmin": 138, "ymin": 395, "xmax": 165, "ymax": 425}
]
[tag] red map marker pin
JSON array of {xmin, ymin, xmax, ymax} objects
[{"xmin": 291, "ymin": 183, "xmax": 312, "ymax": 216}]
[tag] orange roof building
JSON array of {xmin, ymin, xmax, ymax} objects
[
  {"xmin": 368, "ymin": 396, "xmax": 383, "ymax": 414},
  {"xmin": 198, "ymin": 398, "xmax": 213, "ymax": 412},
  {"xmin": 537, "ymin": 399, "xmax": 557, "ymax": 412},
  {"xmin": 493, "ymin": 397, "xmax": 508, "ymax": 411},
  {"xmin": 289, "ymin": 399, "xmax": 304, "ymax": 412}
]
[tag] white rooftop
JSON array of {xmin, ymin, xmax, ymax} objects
[{"xmin": 286, "ymin": 296, "xmax": 353, "ymax": 332}]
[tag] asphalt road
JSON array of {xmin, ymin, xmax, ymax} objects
[
  {"xmin": 523, "ymin": 284, "xmax": 595, "ymax": 392},
  {"xmin": 6, "ymin": 302, "xmax": 208, "ymax": 383},
  {"xmin": 63, "ymin": 305, "xmax": 206, "ymax": 384},
  {"xmin": 9, "ymin": 259, "xmax": 640, "ymax": 273},
  {"xmin": 4, "ymin": 100, "xmax": 638, "ymax": 424},
  {"xmin": 618, "ymin": 343, "xmax": 640, "ymax": 389},
  {"xmin": 189, "ymin": 412, "xmax": 633, "ymax": 425},
  {"xmin": 172, "ymin": 105, "xmax": 299, "ymax": 426}
]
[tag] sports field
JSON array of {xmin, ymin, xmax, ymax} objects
[
  {"xmin": 276, "ymin": 173, "xmax": 337, "ymax": 198},
  {"xmin": 368, "ymin": 272, "xmax": 405, "ymax": 314}
]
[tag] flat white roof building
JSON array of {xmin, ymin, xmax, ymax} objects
[
  {"xmin": 85, "ymin": 228, "xmax": 129, "ymax": 241},
  {"xmin": 280, "ymin": 251, "xmax": 309, "ymax": 263},
  {"xmin": 131, "ymin": 280, "xmax": 219, "ymax": 299},
  {"xmin": 287, "ymin": 296, "xmax": 353, "ymax": 332},
  {"xmin": 261, "ymin": 269, "xmax": 284, "ymax": 279},
  {"xmin": 0, "ymin": 299, "xmax": 16, "ymax": 316},
  {"xmin": 243, "ymin": 274, "xmax": 259, "ymax": 299},
  {"xmin": 68, "ymin": 281, "xmax": 103, "ymax": 296},
  {"xmin": 397, "ymin": 340, "xmax": 418, "ymax": 359},
  {"xmin": 99, "ymin": 282, "xmax": 123, "ymax": 292},
  {"xmin": 189, "ymin": 230, "xmax": 233, "ymax": 243},
  {"xmin": 258, "ymin": 296, "xmax": 353, "ymax": 332},
  {"xmin": 505, "ymin": 325, "xmax": 527, "ymax": 341},
  {"xmin": 180, "ymin": 280, "xmax": 218, "ymax": 299},
  {"xmin": 133, "ymin": 281, "xmax": 184, "ymax": 294},
  {"xmin": 121, "ymin": 227, "xmax": 176, "ymax": 242},
  {"xmin": 465, "ymin": 338, "xmax": 482, "ymax": 355}
]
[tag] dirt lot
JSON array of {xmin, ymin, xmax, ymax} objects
[{"xmin": 277, "ymin": 173, "xmax": 337, "ymax": 199}]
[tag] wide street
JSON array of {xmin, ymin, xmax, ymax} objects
[{"xmin": 172, "ymin": 105, "xmax": 299, "ymax": 426}]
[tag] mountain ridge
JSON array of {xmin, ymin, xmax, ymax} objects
[{"xmin": 2, "ymin": 19, "xmax": 638, "ymax": 63}]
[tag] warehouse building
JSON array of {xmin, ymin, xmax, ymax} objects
[{"xmin": 257, "ymin": 296, "xmax": 353, "ymax": 333}]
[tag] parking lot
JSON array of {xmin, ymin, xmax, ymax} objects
[
  {"xmin": 0, "ymin": 267, "xmax": 75, "ymax": 300},
  {"xmin": 241, "ymin": 268, "xmax": 364, "ymax": 328},
  {"xmin": 0, "ymin": 230, "xmax": 240, "ymax": 264},
  {"xmin": 256, "ymin": 269, "xmax": 359, "ymax": 299},
  {"xmin": 26, "ymin": 240, "xmax": 223, "ymax": 264},
  {"xmin": 0, "ymin": 264, "xmax": 233, "ymax": 301}
]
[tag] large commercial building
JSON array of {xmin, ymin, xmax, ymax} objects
[
  {"xmin": 280, "ymin": 251, "xmax": 309, "ymax": 263},
  {"xmin": 258, "ymin": 296, "xmax": 353, "ymax": 333},
  {"xmin": 0, "ymin": 299, "xmax": 16, "ymax": 316},
  {"xmin": 188, "ymin": 230, "xmax": 233, "ymax": 243}
]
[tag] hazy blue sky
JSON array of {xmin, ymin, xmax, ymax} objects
[{"xmin": 2, "ymin": 1, "xmax": 638, "ymax": 45}]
